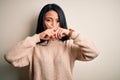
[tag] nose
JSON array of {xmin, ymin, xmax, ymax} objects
[{"xmin": 52, "ymin": 20, "xmax": 57, "ymax": 27}]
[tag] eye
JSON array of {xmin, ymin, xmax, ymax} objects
[
  {"xmin": 46, "ymin": 19, "xmax": 51, "ymax": 22},
  {"xmin": 57, "ymin": 20, "xmax": 60, "ymax": 23}
]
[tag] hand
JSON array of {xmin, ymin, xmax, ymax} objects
[
  {"xmin": 39, "ymin": 27, "xmax": 58, "ymax": 40},
  {"xmin": 56, "ymin": 27, "xmax": 69, "ymax": 39},
  {"xmin": 38, "ymin": 23, "xmax": 70, "ymax": 40}
]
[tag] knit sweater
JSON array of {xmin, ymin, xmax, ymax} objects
[{"xmin": 5, "ymin": 32, "xmax": 99, "ymax": 80}]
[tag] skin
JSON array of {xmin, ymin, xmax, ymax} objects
[{"xmin": 39, "ymin": 10, "xmax": 70, "ymax": 40}]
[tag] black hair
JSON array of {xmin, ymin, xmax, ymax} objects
[{"xmin": 36, "ymin": 3, "xmax": 69, "ymax": 43}]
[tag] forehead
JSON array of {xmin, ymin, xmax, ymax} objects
[{"xmin": 45, "ymin": 10, "xmax": 58, "ymax": 18}]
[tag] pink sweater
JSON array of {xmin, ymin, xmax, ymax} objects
[{"xmin": 5, "ymin": 32, "xmax": 99, "ymax": 80}]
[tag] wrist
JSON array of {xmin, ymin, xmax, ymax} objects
[
  {"xmin": 68, "ymin": 29, "xmax": 74, "ymax": 37},
  {"xmin": 38, "ymin": 33, "xmax": 42, "ymax": 39}
]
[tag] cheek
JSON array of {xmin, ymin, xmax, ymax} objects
[
  {"xmin": 58, "ymin": 23, "xmax": 60, "ymax": 27},
  {"xmin": 44, "ymin": 21, "xmax": 50, "ymax": 29},
  {"xmin": 44, "ymin": 21, "xmax": 53, "ymax": 29}
]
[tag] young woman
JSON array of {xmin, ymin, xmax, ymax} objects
[{"xmin": 5, "ymin": 3, "xmax": 100, "ymax": 80}]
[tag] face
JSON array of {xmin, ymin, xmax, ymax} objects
[{"xmin": 44, "ymin": 10, "xmax": 60, "ymax": 29}]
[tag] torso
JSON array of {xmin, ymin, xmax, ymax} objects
[{"xmin": 32, "ymin": 40, "xmax": 74, "ymax": 80}]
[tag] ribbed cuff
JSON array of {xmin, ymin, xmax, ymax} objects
[
  {"xmin": 31, "ymin": 34, "xmax": 40, "ymax": 43},
  {"xmin": 70, "ymin": 32, "xmax": 80, "ymax": 40}
]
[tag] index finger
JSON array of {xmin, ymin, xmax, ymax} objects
[{"xmin": 45, "ymin": 23, "xmax": 53, "ymax": 29}]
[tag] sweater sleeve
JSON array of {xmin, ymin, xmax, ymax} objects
[
  {"xmin": 70, "ymin": 32, "xmax": 100, "ymax": 61},
  {"xmin": 4, "ymin": 34, "xmax": 40, "ymax": 67}
]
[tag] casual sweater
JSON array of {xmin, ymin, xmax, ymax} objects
[{"xmin": 5, "ymin": 32, "xmax": 99, "ymax": 80}]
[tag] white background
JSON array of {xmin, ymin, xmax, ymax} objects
[{"xmin": 0, "ymin": 0, "xmax": 120, "ymax": 80}]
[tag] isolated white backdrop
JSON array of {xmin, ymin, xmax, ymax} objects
[{"xmin": 0, "ymin": 0, "xmax": 120, "ymax": 80}]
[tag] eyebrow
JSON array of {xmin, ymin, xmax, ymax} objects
[
  {"xmin": 45, "ymin": 16, "xmax": 58, "ymax": 19},
  {"xmin": 45, "ymin": 17, "xmax": 52, "ymax": 19},
  {"xmin": 45, "ymin": 17, "xmax": 59, "ymax": 21}
]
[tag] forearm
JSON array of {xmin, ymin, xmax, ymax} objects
[
  {"xmin": 4, "ymin": 34, "xmax": 40, "ymax": 63},
  {"xmin": 70, "ymin": 32, "xmax": 100, "ymax": 61}
]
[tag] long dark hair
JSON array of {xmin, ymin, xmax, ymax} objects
[{"xmin": 36, "ymin": 3, "xmax": 69, "ymax": 43}]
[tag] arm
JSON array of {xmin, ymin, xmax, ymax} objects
[
  {"xmin": 70, "ymin": 32, "xmax": 100, "ymax": 61},
  {"xmin": 4, "ymin": 34, "xmax": 40, "ymax": 67},
  {"xmin": 50, "ymin": 27, "xmax": 100, "ymax": 61}
]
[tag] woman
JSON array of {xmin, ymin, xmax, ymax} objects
[{"xmin": 5, "ymin": 3, "xmax": 99, "ymax": 80}]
